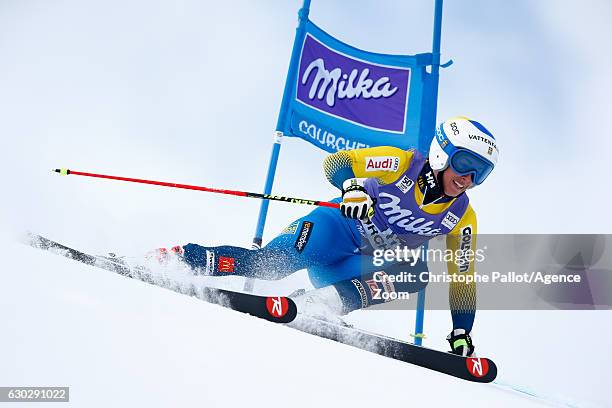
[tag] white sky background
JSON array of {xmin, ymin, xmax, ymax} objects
[
  {"xmin": 1, "ymin": 2, "xmax": 611, "ymax": 405},
  {"xmin": 1, "ymin": 0, "xmax": 611, "ymax": 246},
  {"xmin": 2, "ymin": 0, "xmax": 612, "ymax": 253}
]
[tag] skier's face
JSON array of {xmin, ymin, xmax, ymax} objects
[{"xmin": 442, "ymin": 167, "xmax": 473, "ymax": 197}]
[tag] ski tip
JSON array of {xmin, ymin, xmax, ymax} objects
[
  {"xmin": 265, "ymin": 296, "xmax": 298, "ymax": 323},
  {"xmin": 465, "ymin": 356, "xmax": 498, "ymax": 383},
  {"xmin": 53, "ymin": 168, "xmax": 70, "ymax": 175}
]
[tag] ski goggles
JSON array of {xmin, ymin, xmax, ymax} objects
[{"xmin": 448, "ymin": 149, "xmax": 494, "ymax": 186}]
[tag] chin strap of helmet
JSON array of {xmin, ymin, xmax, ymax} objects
[
  {"xmin": 419, "ymin": 161, "xmax": 454, "ymax": 207},
  {"xmin": 436, "ymin": 168, "xmax": 447, "ymax": 195}
]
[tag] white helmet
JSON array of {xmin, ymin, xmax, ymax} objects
[{"xmin": 428, "ymin": 116, "xmax": 499, "ymax": 185}]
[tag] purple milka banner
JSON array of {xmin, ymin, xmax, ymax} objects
[{"xmin": 296, "ymin": 34, "xmax": 410, "ymax": 133}]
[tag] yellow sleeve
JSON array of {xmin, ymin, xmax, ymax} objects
[
  {"xmin": 323, "ymin": 146, "xmax": 415, "ymax": 189},
  {"xmin": 445, "ymin": 204, "xmax": 478, "ymax": 330}
]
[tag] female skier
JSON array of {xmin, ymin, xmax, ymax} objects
[{"xmin": 162, "ymin": 116, "xmax": 499, "ymax": 356}]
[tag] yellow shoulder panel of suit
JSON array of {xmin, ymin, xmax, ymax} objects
[{"xmin": 348, "ymin": 146, "xmax": 415, "ymax": 185}]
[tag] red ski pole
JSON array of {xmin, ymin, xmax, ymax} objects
[{"xmin": 53, "ymin": 168, "xmax": 340, "ymax": 209}]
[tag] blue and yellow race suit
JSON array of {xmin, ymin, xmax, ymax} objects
[{"xmin": 182, "ymin": 146, "xmax": 478, "ymax": 332}]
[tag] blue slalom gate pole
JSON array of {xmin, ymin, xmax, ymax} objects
[
  {"xmin": 413, "ymin": 0, "xmax": 445, "ymax": 346},
  {"xmin": 430, "ymin": 0, "xmax": 444, "ymax": 106},
  {"xmin": 413, "ymin": 289, "xmax": 427, "ymax": 346},
  {"xmin": 244, "ymin": 1, "xmax": 312, "ymax": 292},
  {"xmin": 251, "ymin": 0, "xmax": 311, "ymax": 250},
  {"xmin": 412, "ymin": 244, "xmax": 429, "ymax": 346},
  {"xmin": 252, "ymin": 135, "xmax": 282, "ymax": 249}
]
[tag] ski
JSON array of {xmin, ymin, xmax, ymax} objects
[
  {"xmin": 287, "ymin": 316, "xmax": 498, "ymax": 383},
  {"xmin": 26, "ymin": 234, "xmax": 497, "ymax": 381},
  {"xmin": 26, "ymin": 234, "xmax": 297, "ymax": 324}
]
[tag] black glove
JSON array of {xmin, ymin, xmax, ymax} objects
[{"xmin": 447, "ymin": 328, "xmax": 475, "ymax": 357}]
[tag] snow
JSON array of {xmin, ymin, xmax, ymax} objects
[
  {"xmin": 0, "ymin": 237, "xmax": 605, "ymax": 407},
  {"xmin": 0, "ymin": 240, "xmax": 562, "ymax": 407}
]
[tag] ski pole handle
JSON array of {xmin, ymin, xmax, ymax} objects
[{"xmin": 53, "ymin": 168, "xmax": 340, "ymax": 209}]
